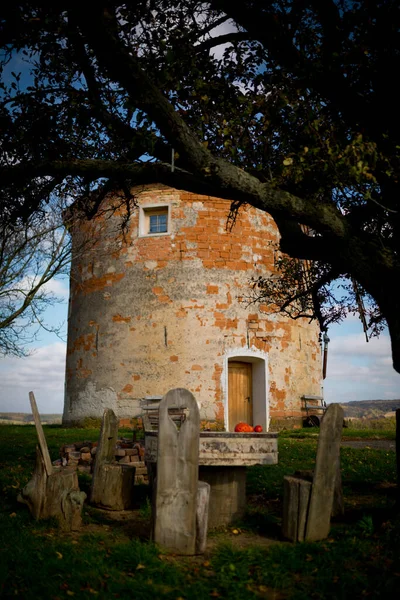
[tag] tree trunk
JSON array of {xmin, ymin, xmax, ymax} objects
[
  {"xmin": 384, "ymin": 308, "xmax": 400, "ymax": 375},
  {"xmin": 18, "ymin": 446, "xmax": 86, "ymax": 531},
  {"xmin": 90, "ymin": 463, "xmax": 136, "ymax": 510}
]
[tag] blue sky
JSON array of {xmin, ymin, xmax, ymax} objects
[{"xmin": 0, "ymin": 274, "xmax": 399, "ymax": 415}]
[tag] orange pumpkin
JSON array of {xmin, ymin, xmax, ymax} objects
[{"xmin": 234, "ymin": 422, "xmax": 254, "ymax": 432}]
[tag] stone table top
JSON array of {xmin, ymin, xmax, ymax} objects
[{"xmin": 145, "ymin": 431, "xmax": 278, "ymax": 466}]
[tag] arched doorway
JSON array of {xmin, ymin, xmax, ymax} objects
[{"xmin": 224, "ymin": 352, "xmax": 268, "ymax": 431}]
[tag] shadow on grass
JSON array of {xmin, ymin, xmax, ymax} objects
[
  {"xmin": 79, "ymin": 482, "xmax": 153, "ymax": 542},
  {"xmin": 83, "ymin": 504, "xmax": 153, "ymax": 541}
]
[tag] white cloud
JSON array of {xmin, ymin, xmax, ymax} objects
[
  {"xmin": 0, "ymin": 342, "xmax": 66, "ymax": 414},
  {"xmin": 324, "ymin": 331, "xmax": 400, "ymax": 403},
  {"xmin": 329, "ymin": 332, "xmax": 391, "ymax": 357},
  {"xmin": 7, "ymin": 274, "xmax": 69, "ymax": 304},
  {"xmin": 42, "ymin": 277, "xmax": 69, "ymax": 298}
]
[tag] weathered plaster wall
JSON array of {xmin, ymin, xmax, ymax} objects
[{"xmin": 63, "ymin": 185, "xmax": 321, "ymax": 427}]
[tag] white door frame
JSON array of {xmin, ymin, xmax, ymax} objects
[{"xmin": 222, "ymin": 348, "xmax": 269, "ymax": 431}]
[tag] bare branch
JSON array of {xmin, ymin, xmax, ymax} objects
[
  {"xmin": 196, "ymin": 32, "xmax": 249, "ymax": 52},
  {"xmin": 198, "ymin": 14, "xmax": 231, "ymax": 37},
  {"xmin": 0, "ymin": 211, "xmax": 71, "ymax": 356}
]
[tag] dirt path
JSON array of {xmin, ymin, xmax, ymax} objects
[
  {"xmin": 340, "ymin": 439, "xmax": 396, "ymax": 451},
  {"xmin": 291, "ymin": 437, "xmax": 396, "ymax": 451}
]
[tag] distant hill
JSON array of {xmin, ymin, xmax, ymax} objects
[
  {"xmin": 0, "ymin": 413, "xmax": 62, "ymax": 424},
  {"xmin": 1, "ymin": 400, "xmax": 400, "ymax": 424},
  {"xmin": 338, "ymin": 399, "xmax": 400, "ymax": 418}
]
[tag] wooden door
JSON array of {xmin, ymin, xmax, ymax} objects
[{"xmin": 228, "ymin": 361, "xmax": 252, "ymax": 431}]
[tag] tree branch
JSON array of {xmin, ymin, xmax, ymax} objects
[
  {"xmin": 273, "ymin": 217, "xmax": 330, "ymax": 261},
  {"xmin": 198, "ymin": 14, "xmax": 231, "ymax": 37},
  {"xmin": 0, "ymin": 156, "xmax": 350, "ymax": 240},
  {"xmin": 195, "ymin": 32, "xmax": 249, "ymax": 52},
  {"xmin": 210, "ymin": 0, "xmax": 377, "ymax": 141},
  {"xmin": 0, "ymin": 229, "xmax": 68, "ymax": 332},
  {"xmin": 70, "ymin": 7, "xmax": 350, "ymax": 241},
  {"xmin": 66, "ymin": 17, "xmax": 172, "ymax": 165}
]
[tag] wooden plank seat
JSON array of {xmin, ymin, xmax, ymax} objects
[
  {"xmin": 301, "ymin": 395, "xmax": 328, "ymax": 427},
  {"xmin": 141, "ymin": 398, "xmax": 188, "ymax": 431}
]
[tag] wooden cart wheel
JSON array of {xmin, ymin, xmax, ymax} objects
[{"xmin": 304, "ymin": 415, "xmax": 320, "ymax": 427}]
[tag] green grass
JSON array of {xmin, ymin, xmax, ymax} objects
[
  {"xmin": 0, "ymin": 424, "xmax": 399, "ymax": 599},
  {"xmin": 247, "ymin": 437, "xmax": 397, "ymax": 522},
  {"xmin": 280, "ymin": 427, "xmax": 396, "ymax": 439},
  {"xmin": 343, "ymin": 417, "xmax": 397, "ymax": 431}
]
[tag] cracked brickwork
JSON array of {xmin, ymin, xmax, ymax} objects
[{"xmin": 63, "ymin": 185, "xmax": 321, "ymax": 428}]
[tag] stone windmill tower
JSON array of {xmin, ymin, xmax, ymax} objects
[{"xmin": 63, "ymin": 184, "xmax": 322, "ymax": 429}]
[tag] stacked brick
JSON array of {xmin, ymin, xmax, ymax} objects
[{"xmin": 52, "ymin": 439, "xmax": 148, "ymax": 484}]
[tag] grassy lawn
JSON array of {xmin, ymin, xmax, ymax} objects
[
  {"xmin": 279, "ymin": 427, "xmax": 396, "ymax": 440},
  {"xmin": 0, "ymin": 424, "xmax": 399, "ymax": 599}
]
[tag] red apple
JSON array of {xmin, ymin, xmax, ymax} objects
[{"xmin": 254, "ymin": 425, "xmax": 263, "ymax": 433}]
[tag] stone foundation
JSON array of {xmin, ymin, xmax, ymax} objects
[{"xmin": 270, "ymin": 416, "xmax": 304, "ymax": 430}]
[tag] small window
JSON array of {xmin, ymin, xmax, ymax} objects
[
  {"xmin": 139, "ymin": 205, "xmax": 170, "ymax": 237},
  {"xmin": 149, "ymin": 213, "xmax": 167, "ymax": 234}
]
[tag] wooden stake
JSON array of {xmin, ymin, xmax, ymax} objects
[{"xmin": 29, "ymin": 391, "xmax": 53, "ymax": 476}]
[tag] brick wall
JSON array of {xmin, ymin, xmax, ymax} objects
[{"xmin": 63, "ymin": 184, "xmax": 321, "ymax": 429}]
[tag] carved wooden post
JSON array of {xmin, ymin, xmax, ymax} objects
[
  {"xmin": 283, "ymin": 403, "xmax": 344, "ymax": 542},
  {"xmin": 29, "ymin": 391, "xmax": 53, "ymax": 476},
  {"xmin": 90, "ymin": 408, "xmax": 135, "ymax": 510},
  {"xmin": 153, "ymin": 388, "xmax": 200, "ymax": 555},
  {"xmin": 306, "ymin": 403, "xmax": 343, "ymax": 540},
  {"xmin": 18, "ymin": 392, "xmax": 86, "ymax": 531}
]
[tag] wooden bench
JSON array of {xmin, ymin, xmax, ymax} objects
[
  {"xmin": 301, "ymin": 395, "xmax": 327, "ymax": 427},
  {"xmin": 141, "ymin": 396, "xmax": 187, "ymax": 431}
]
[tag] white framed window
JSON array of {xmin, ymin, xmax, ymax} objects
[{"xmin": 139, "ymin": 204, "xmax": 170, "ymax": 237}]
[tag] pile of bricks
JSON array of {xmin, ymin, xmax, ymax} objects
[{"xmin": 53, "ymin": 438, "xmax": 148, "ymax": 484}]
